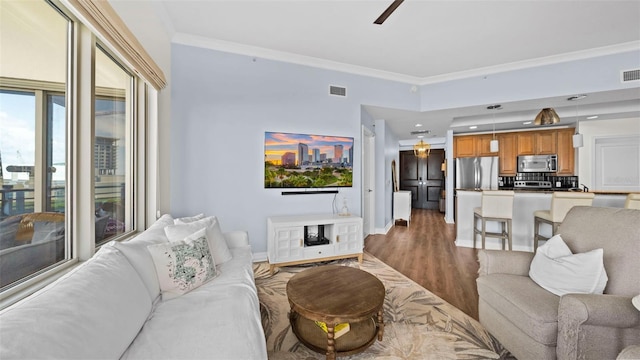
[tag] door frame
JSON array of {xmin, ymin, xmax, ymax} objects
[{"xmin": 361, "ymin": 125, "xmax": 375, "ymax": 237}]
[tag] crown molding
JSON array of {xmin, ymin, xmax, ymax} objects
[
  {"xmin": 417, "ymin": 41, "xmax": 640, "ymax": 85},
  {"xmin": 172, "ymin": 33, "xmax": 640, "ymax": 87},
  {"xmin": 172, "ymin": 32, "xmax": 418, "ymax": 84}
]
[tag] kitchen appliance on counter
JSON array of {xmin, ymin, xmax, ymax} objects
[
  {"xmin": 513, "ymin": 180, "xmax": 552, "ymax": 189},
  {"xmin": 500, "ymin": 173, "xmax": 579, "ymax": 191},
  {"xmin": 456, "ymin": 156, "xmax": 499, "ymax": 190},
  {"xmin": 518, "ymin": 154, "xmax": 557, "ymax": 173}
]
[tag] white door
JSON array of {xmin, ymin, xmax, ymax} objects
[{"xmin": 362, "ymin": 126, "xmax": 375, "ymax": 237}]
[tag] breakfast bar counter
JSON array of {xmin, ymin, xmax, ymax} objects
[{"xmin": 455, "ymin": 189, "xmax": 630, "ymax": 251}]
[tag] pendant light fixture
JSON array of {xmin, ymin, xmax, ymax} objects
[
  {"xmin": 413, "ymin": 138, "xmax": 431, "ymax": 158},
  {"xmin": 487, "ymin": 105, "xmax": 501, "ymax": 152},
  {"xmin": 568, "ymin": 95, "xmax": 586, "ymax": 148},
  {"xmin": 534, "ymin": 108, "xmax": 561, "ymax": 125}
]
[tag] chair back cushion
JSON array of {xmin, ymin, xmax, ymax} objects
[
  {"xmin": 550, "ymin": 192, "xmax": 595, "ymax": 222},
  {"xmin": 481, "ymin": 190, "xmax": 514, "ymax": 218},
  {"xmin": 625, "ymin": 193, "xmax": 640, "ymax": 209},
  {"xmin": 558, "ymin": 206, "xmax": 640, "ymax": 296}
]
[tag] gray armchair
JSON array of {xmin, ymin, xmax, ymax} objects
[{"xmin": 477, "ymin": 206, "xmax": 640, "ymax": 360}]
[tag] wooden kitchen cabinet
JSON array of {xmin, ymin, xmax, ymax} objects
[
  {"xmin": 517, "ymin": 132, "xmax": 535, "ymax": 154},
  {"xmin": 455, "ymin": 128, "xmax": 575, "ymax": 175},
  {"xmin": 556, "ymin": 128, "xmax": 575, "ymax": 175},
  {"xmin": 497, "ymin": 133, "xmax": 517, "ymax": 175},
  {"xmin": 476, "ymin": 134, "xmax": 498, "ymax": 157},
  {"xmin": 454, "ymin": 134, "xmax": 497, "ymax": 158},
  {"xmin": 535, "ymin": 131, "xmax": 557, "ymax": 154},
  {"xmin": 517, "ymin": 131, "xmax": 556, "ymax": 155},
  {"xmin": 454, "ymin": 136, "xmax": 476, "ymax": 158}
]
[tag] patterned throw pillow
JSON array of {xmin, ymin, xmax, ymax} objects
[{"xmin": 147, "ymin": 228, "xmax": 218, "ymax": 300}]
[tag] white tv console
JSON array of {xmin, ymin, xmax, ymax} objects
[{"xmin": 267, "ymin": 214, "xmax": 363, "ymax": 274}]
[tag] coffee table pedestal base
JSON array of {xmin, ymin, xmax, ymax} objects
[{"xmin": 290, "ymin": 311, "xmax": 383, "ymax": 360}]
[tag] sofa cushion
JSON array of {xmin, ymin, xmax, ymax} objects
[
  {"xmin": 121, "ymin": 246, "xmax": 268, "ymax": 360},
  {"xmin": 0, "ymin": 246, "xmax": 151, "ymax": 359},
  {"xmin": 147, "ymin": 228, "xmax": 218, "ymax": 300},
  {"xmin": 529, "ymin": 234, "xmax": 608, "ymax": 296},
  {"xmin": 0, "ymin": 216, "xmax": 22, "ymax": 250},
  {"xmin": 477, "ymin": 274, "xmax": 560, "ymax": 345},
  {"xmin": 166, "ymin": 216, "xmax": 233, "ymax": 265},
  {"xmin": 112, "ymin": 214, "xmax": 174, "ymax": 301}
]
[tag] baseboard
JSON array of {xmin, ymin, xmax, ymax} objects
[{"xmin": 252, "ymin": 251, "xmax": 267, "ymax": 262}]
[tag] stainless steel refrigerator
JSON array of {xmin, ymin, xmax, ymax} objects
[{"xmin": 455, "ymin": 156, "xmax": 499, "ymax": 190}]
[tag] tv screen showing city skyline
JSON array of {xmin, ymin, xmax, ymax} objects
[{"xmin": 264, "ymin": 131, "xmax": 353, "ymax": 188}]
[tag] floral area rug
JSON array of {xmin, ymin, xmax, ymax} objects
[{"xmin": 254, "ymin": 253, "xmax": 512, "ymax": 360}]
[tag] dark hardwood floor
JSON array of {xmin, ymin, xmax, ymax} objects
[{"xmin": 364, "ymin": 208, "xmax": 480, "ymax": 320}]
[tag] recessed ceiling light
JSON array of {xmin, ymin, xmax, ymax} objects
[
  {"xmin": 586, "ymin": 115, "xmax": 599, "ymax": 119},
  {"xmin": 469, "ymin": 126, "xmax": 478, "ymax": 129},
  {"xmin": 417, "ymin": 135, "xmax": 424, "ymax": 138},
  {"xmin": 567, "ymin": 94, "xmax": 587, "ymax": 101},
  {"xmin": 415, "ymin": 123, "xmax": 422, "ymax": 127},
  {"xmin": 523, "ymin": 121, "xmax": 532, "ymax": 125}
]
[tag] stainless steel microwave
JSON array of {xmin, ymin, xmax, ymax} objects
[{"xmin": 517, "ymin": 154, "xmax": 558, "ymax": 173}]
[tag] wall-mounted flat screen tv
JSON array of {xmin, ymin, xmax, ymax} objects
[{"xmin": 265, "ymin": 131, "xmax": 354, "ymax": 188}]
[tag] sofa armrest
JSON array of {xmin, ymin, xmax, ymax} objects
[
  {"xmin": 223, "ymin": 231, "xmax": 249, "ymax": 248},
  {"xmin": 559, "ymin": 294, "xmax": 640, "ymax": 328},
  {"xmin": 558, "ymin": 294, "xmax": 640, "ymax": 360},
  {"xmin": 477, "ymin": 249, "xmax": 534, "ymax": 276}
]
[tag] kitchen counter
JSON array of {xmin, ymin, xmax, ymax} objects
[
  {"xmin": 455, "ymin": 190, "xmax": 630, "ymax": 252},
  {"xmin": 457, "ymin": 188, "xmax": 639, "ymax": 195}
]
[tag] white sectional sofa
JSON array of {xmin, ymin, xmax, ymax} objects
[{"xmin": 0, "ymin": 214, "xmax": 268, "ymax": 359}]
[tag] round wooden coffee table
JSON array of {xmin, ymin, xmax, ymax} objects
[{"xmin": 286, "ymin": 265, "xmax": 385, "ymax": 360}]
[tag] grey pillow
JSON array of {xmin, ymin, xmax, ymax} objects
[{"xmin": 32, "ymin": 221, "xmax": 65, "ymax": 244}]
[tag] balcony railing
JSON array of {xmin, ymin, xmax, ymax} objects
[{"xmin": 1, "ymin": 183, "xmax": 125, "ymax": 220}]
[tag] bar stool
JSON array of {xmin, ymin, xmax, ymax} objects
[
  {"xmin": 625, "ymin": 193, "xmax": 640, "ymax": 209},
  {"xmin": 533, "ymin": 192, "xmax": 595, "ymax": 251},
  {"xmin": 473, "ymin": 190, "xmax": 515, "ymax": 250}
]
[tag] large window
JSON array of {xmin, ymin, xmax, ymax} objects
[
  {"xmin": 94, "ymin": 46, "xmax": 134, "ymax": 245},
  {"xmin": 0, "ymin": 0, "xmax": 69, "ymax": 289},
  {"xmin": 0, "ymin": 0, "xmax": 148, "ymax": 294}
]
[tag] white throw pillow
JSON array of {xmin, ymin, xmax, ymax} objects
[
  {"xmin": 174, "ymin": 213, "xmax": 205, "ymax": 224},
  {"xmin": 111, "ymin": 214, "xmax": 174, "ymax": 301},
  {"xmin": 529, "ymin": 234, "xmax": 608, "ymax": 296},
  {"xmin": 147, "ymin": 228, "xmax": 218, "ymax": 300},
  {"xmin": 165, "ymin": 216, "xmax": 233, "ymax": 265}
]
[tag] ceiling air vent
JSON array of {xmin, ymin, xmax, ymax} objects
[
  {"xmin": 410, "ymin": 130, "xmax": 431, "ymax": 135},
  {"xmin": 621, "ymin": 69, "xmax": 640, "ymax": 82},
  {"xmin": 329, "ymin": 85, "xmax": 347, "ymax": 97}
]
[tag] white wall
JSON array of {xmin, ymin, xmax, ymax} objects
[
  {"xmin": 578, "ymin": 117, "xmax": 640, "ymax": 190},
  {"xmin": 171, "ymin": 44, "xmax": 420, "ymax": 252},
  {"xmin": 372, "ymin": 119, "xmax": 400, "ymax": 232}
]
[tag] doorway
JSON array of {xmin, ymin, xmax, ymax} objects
[{"xmin": 399, "ymin": 149, "xmax": 445, "ymax": 210}]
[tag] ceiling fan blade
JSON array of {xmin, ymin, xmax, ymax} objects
[{"xmin": 374, "ymin": 0, "xmax": 404, "ymax": 25}]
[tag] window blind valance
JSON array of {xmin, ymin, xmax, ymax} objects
[{"xmin": 67, "ymin": 0, "xmax": 167, "ymax": 90}]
